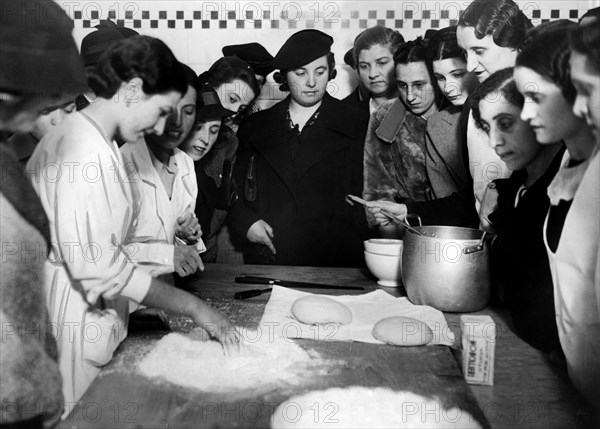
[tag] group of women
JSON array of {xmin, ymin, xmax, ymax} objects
[{"xmin": 1, "ymin": 0, "xmax": 599, "ymax": 427}]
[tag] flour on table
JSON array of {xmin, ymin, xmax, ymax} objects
[
  {"xmin": 271, "ymin": 387, "xmax": 482, "ymax": 428},
  {"xmin": 138, "ymin": 329, "xmax": 323, "ymax": 392}
]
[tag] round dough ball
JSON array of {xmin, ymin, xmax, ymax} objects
[
  {"xmin": 291, "ymin": 296, "xmax": 353, "ymax": 325},
  {"xmin": 372, "ymin": 316, "xmax": 433, "ymax": 346}
]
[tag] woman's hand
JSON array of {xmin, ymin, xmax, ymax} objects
[
  {"xmin": 173, "ymin": 245, "xmax": 204, "ymax": 276},
  {"xmin": 191, "ymin": 302, "xmax": 241, "ymax": 354},
  {"xmin": 247, "ymin": 220, "xmax": 276, "ymax": 255},
  {"xmin": 479, "ymin": 183, "xmax": 499, "ymax": 233},
  {"xmin": 175, "ymin": 213, "xmax": 202, "ymax": 244},
  {"xmin": 365, "ymin": 200, "xmax": 408, "ymax": 226}
]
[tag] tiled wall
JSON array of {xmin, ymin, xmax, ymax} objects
[{"xmin": 57, "ymin": 0, "xmax": 600, "ymax": 104}]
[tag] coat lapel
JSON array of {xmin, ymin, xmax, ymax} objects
[
  {"xmin": 251, "ymin": 98, "xmax": 297, "ymax": 193},
  {"xmin": 293, "ymin": 94, "xmax": 354, "ymax": 180},
  {"xmin": 128, "ymin": 143, "xmax": 169, "ymax": 238}
]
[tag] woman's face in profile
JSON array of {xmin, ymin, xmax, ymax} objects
[
  {"xmin": 180, "ymin": 118, "xmax": 222, "ymax": 161},
  {"xmin": 456, "ymin": 26, "xmax": 518, "ymax": 83},
  {"xmin": 148, "ymin": 85, "xmax": 198, "ymax": 150},
  {"xmin": 286, "ymin": 54, "xmax": 330, "ymax": 107},
  {"xmin": 117, "ymin": 89, "xmax": 181, "ymax": 143},
  {"xmin": 514, "ymin": 66, "xmax": 586, "ymax": 144}
]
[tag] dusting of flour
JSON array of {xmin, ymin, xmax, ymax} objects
[
  {"xmin": 138, "ymin": 329, "xmax": 322, "ymax": 393},
  {"xmin": 271, "ymin": 387, "xmax": 483, "ymax": 429}
]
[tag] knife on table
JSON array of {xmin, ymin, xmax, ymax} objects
[{"xmin": 234, "ymin": 275, "xmax": 364, "ymax": 300}]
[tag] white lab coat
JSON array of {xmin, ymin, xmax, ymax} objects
[
  {"xmin": 26, "ymin": 112, "xmax": 152, "ymax": 407},
  {"xmin": 544, "ymin": 148, "xmax": 600, "ymax": 409},
  {"xmin": 120, "ymin": 141, "xmax": 203, "ymax": 278}
]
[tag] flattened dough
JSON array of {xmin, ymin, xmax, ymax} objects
[
  {"xmin": 291, "ymin": 296, "xmax": 352, "ymax": 325},
  {"xmin": 271, "ymin": 386, "xmax": 482, "ymax": 428},
  {"xmin": 372, "ymin": 316, "xmax": 433, "ymax": 346}
]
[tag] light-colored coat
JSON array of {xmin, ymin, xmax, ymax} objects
[
  {"xmin": 26, "ymin": 112, "xmax": 153, "ymax": 407},
  {"xmin": 121, "ymin": 141, "xmax": 202, "ymax": 277},
  {"xmin": 545, "ymin": 148, "xmax": 600, "ymax": 409}
]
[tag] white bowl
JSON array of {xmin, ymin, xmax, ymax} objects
[
  {"xmin": 364, "ymin": 250, "xmax": 403, "ymax": 287},
  {"xmin": 364, "ymin": 239, "xmax": 403, "ymax": 256}
]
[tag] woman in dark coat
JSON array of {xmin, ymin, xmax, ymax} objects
[{"xmin": 228, "ymin": 30, "xmax": 369, "ymax": 267}]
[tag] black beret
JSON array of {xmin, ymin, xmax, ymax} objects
[
  {"xmin": 95, "ymin": 19, "xmax": 139, "ymax": 38},
  {"xmin": 196, "ymin": 83, "xmax": 235, "ymax": 121},
  {"xmin": 81, "ymin": 28, "xmax": 124, "ymax": 66},
  {"xmin": 222, "ymin": 43, "xmax": 274, "ymax": 77},
  {"xmin": 273, "ymin": 29, "xmax": 333, "ymax": 70},
  {"xmin": 0, "ymin": 0, "xmax": 86, "ymax": 104}
]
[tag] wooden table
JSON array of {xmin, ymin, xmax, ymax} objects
[{"xmin": 58, "ymin": 264, "xmax": 591, "ymax": 428}]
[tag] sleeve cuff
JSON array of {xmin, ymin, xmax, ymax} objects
[{"xmin": 119, "ymin": 268, "xmax": 152, "ymax": 303}]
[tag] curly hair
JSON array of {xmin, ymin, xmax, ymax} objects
[
  {"xmin": 88, "ymin": 35, "xmax": 187, "ymax": 99},
  {"xmin": 516, "ymin": 20, "xmax": 578, "ymax": 105},
  {"xmin": 273, "ymin": 52, "xmax": 336, "ymax": 92},
  {"xmin": 352, "ymin": 26, "xmax": 405, "ymax": 67},
  {"xmin": 471, "ymin": 67, "xmax": 524, "ymax": 131},
  {"xmin": 458, "ymin": 0, "xmax": 532, "ymax": 50}
]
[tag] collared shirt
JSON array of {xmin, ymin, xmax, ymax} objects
[{"xmin": 148, "ymin": 148, "xmax": 178, "ymax": 199}]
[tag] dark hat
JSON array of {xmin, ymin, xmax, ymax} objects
[
  {"xmin": 222, "ymin": 43, "xmax": 274, "ymax": 77},
  {"xmin": 0, "ymin": 0, "xmax": 86, "ymax": 104},
  {"xmin": 95, "ymin": 19, "xmax": 139, "ymax": 38},
  {"xmin": 81, "ymin": 28, "xmax": 124, "ymax": 66},
  {"xmin": 344, "ymin": 48, "xmax": 355, "ymax": 68},
  {"xmin": 273, "ymin": 30, "xmax": 333, "ymax": 70},
  {"xmin": 196, "ymin": 83, "xmax": 235, "ymax": 121}
]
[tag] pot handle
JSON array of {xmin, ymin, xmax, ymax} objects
[
  {"xmin": 463, "ymin": 231, "xmax": 488, "ymax": 254},
  {"xmin": 405, "ymin": 214, "xmax": 422, "ymax": 227}
]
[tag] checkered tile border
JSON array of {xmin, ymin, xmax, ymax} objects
[{"xmin": 66, "ymin": 6, "xmax": 584, "ymax": 30}]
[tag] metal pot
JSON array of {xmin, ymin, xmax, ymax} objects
[{"xmin": 401, "ymin": 225, "xmax": 491, "ymax": 312}]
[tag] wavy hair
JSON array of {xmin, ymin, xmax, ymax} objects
[
  {"xmin": 471, "ymin": 67, "xmax": 524, "ymax": 131},
  {"xmin": 458, "ymin": 0, "xmax": 532, "ymax": 50},
  {"xmin": 570, "ymin": 20, "xmax": 600, "ymax": 74},
  {"xmin": 88, "ymin": 36, "xmax": 187, "ymax": 98}
]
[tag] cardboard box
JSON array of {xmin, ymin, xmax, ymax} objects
[{"xmin": 460, "ymin": 315, "xmax": 495, "ymax": 385}]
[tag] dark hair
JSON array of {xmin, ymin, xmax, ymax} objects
[
  {"xmin": 394, "ymin": 37, "xmax": 428, "ymax": 65},
  {"xmin": 471, "ymin": 67, "xmax": 524, "ymax": 131},
  {"xmin": 180, "ymin": 63, "xmax": 200, "ymax": 94},
  {"xmin": 88, "ymin": 36, "xmax": 186, "ymax": 98},
  {"xmin": 570, "ymin": 21, "xmax": 600, "ymax": 74},
  {"xmin": 394, "ymin": 37, "xmax": 445, "ymax": 107},
  {"xmin": 516, "ymin": 20, "xmax": 578, "ymax": 105},
  {"xmin": 579, "ymin": 6, "xmax": 600, "ymax": 23},
  {"xmin": 458, "ymin": 0, "xmax": 533, "ymax": 50},
  {"xmin": 199, "ymin": 56, "xmax": 260, "ymax": 102},
  {"xmin": 353, "ymin": 26, "xmax": 405, "ymax": 67},
  {"xmin": 427, "ymin": 26, "xmax": 464, "ymax": 63},
  {"xmin": 273, "ymin": 52, "xmax": 336, "ymax": 92}
]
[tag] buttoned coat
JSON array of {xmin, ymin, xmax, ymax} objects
[{"xmin": 228, "ymin": 93, "xmax": 369, "ymax": 267}]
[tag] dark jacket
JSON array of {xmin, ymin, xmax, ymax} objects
[
  {"xmin": 228, "ymin": 93, "xmax": 369, "ymax": 267},
  {"xmin": 489, "ymin": 147, "xmax": 565, "ymax": 353},
  {"xmin": 341, "ymin": 87, "xmax": 370, "ymax": 114}
]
